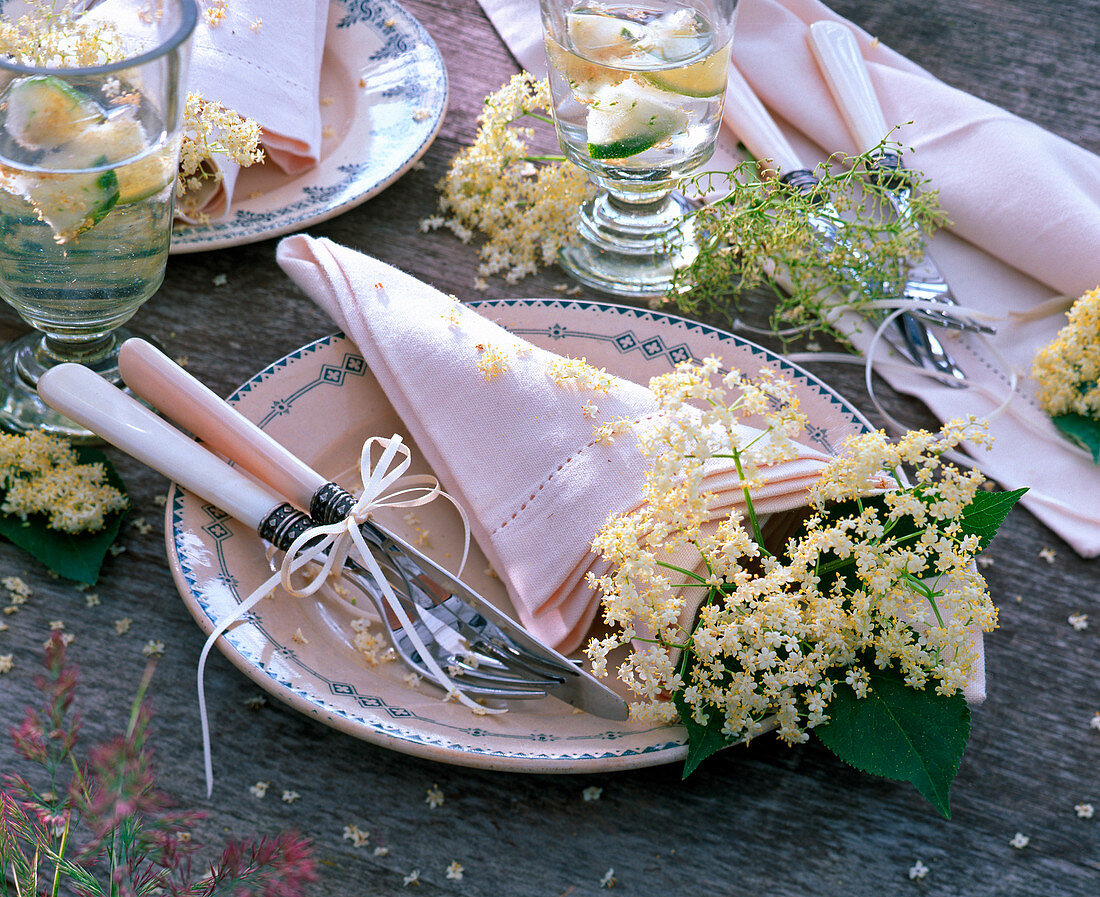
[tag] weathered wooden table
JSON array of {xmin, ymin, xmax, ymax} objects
[{"xmin": 2, "ymin": 1, "xmax": 1098, "ymax": 894}]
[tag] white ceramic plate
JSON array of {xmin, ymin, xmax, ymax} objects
[
  {"xmin": 169, "ymin": 0, "xmax": 446, "ymax": 253},
  {"xmin": 164, "ymin": 300, "xmax": 873, "ymax": 772}
]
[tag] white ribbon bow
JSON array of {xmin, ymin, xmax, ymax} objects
[{"xmin": 197, "ymin": 435, "xmax": 497, "ymax": 796}]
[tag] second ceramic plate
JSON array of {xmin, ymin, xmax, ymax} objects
[
  {"xmin": 164, "ymin": 300, "xmax": 872, "ymax": 771},
  {"xmin": 170, "ymin": 0, "xmax": 447, "ymax": 253}
]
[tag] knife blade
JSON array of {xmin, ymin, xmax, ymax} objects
[{"xmin": 807, "ymin": 19, "xmax": 995, "ymax": 335}]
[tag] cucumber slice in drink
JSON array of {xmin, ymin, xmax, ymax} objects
[
  {"xmin": 586, "ymin": 78, "xmax": 688, "ymax": 160},
  {"xmin": 3, "ymin": 75, "xmax": 105, "ymax": 150},
  {"xmin": 566, "ymin": 10, "xmax": 643, "ymax": 62},
  {"xmin": 52, "ymin": 117, "xmax": 169, "ymax": 204},
  {"xmin": 644, "ymin": 46, "xmax": 729, "ymax": 98},
  {"xmin": 17, "ymin": 164, "xmax": 120, "ymax": 242}
]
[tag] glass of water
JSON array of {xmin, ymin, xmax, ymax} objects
[
  {"xmin": 0, "ymin": 0, "xmax": 197, "ymax": 441},
  {"xmin": 540, "ymin": 0, "xmax": 739, "ymax": 299}
]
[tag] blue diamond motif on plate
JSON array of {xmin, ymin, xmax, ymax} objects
[
  {"xmin": 331, "ymin": 682, "xmax": 356, "ymax": 696},
  {"xmin": 321, "ymin": 364, "xmax": 344, "ymax": 385},
  {"xmin": 203, "ymin": 521, "xmax": 232, "ymax": 541},
  {"xmin": 668, "ymin": 345, "xmax": 691, "ymax": 364},
  {"xmin": 640, "ymin": 336, "xmax": 665, "ymax": 358},
  {"xmin": 202, "ymin": 504, "xmax": 229, "ymax": 521},
  {"xmin": 356, "ymin": 696, "xmax": 384, "ymax": 708},
  {"xmin": 614, "ymin": 332, "xmax": 638, "ymax": 352},
  {"xmin": 344, "ymin": 355, "xmax": 365, "ymax": 374},
  {"xmin": 388, "ymin": 707, "xmax": 412, "ymax": 718}
]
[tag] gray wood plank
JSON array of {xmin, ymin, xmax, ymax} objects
[{"xmin": 1, "ymin": 2, "xmax": 1098, "ymax": 895}]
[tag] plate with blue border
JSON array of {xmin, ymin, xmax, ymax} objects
[
  {"xmin": 164, "ymin": 300, "xmax": 873, "ymax": 771},
  {"xmin": 169, "ymin": 0, "xmax": 447, "ymax": 253}
]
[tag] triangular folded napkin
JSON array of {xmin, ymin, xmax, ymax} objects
[{"xmin": 276, "ymin": 235, "xmax": 834, "ymax": 655}]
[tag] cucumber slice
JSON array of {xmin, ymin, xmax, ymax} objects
[
  {"xmin": 50, "ymin": 117, "xmax": 170, "ymax": 204},
  {"xmin": 566, "ymin": 10, "xmax": 642, "ymax": 62},
  {"xmin": 643, "ymin": 44, "xmax": 729, "ymax": 98},
  {"xmin": 585, "ymin": 78, "xmax": 688, "ymax": 160},
  {"xmin": 14, "ymin": 164, "xmax": 119, "ymax": 242},
  {"xmin": 3, "ymin": 75, "xmax": 105, "ymax": 150}
]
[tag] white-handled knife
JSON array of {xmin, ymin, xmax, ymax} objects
[{"xmin": 807, "ymin": 19, "xmax": 995, "ymax": 336}]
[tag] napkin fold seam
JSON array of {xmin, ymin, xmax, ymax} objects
[{"xmin": 493, "ymin": 412, "xmax": 663, "ymax": 536}]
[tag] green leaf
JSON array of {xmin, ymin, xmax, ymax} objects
[
  {"xmin": 959, "ymin": 487, "xmax": 1027, "ymax": 553},
  {"xmin": 814, "ymin": 664, "xmax": 970, "ymax": 818},
  {"xmin": 1052, "ymin": 413, "xmax": 1100, "ymax": 463},
  {"xmin": 673, "ymin": 688, "xmax": 737, "ymax": 778},
  {"xmin": 0, "ymin": 446, "xmax": 128, "ymax": 584}
]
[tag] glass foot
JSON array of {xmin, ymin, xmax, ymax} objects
[
  {"xmin": 0, "ymin": 327, "xmax": 143, "ymax": 443},
  {"xmin": 559, "ymin": 188, "xmax": 699, "ymax": 301}
]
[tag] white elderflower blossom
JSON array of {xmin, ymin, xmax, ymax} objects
[
  {"xmin": 433, "ymin": 72, "xmax": 591, "ymax": 283},
  {"xmin": 1033, "ymin": 286, "xmax": 1100, "ymax": 420},
  {"xmin": 0, "ymin": 432, "xmax": 128, "ymax": 532},
  {"xmin": 585, "ymin": 361, "xmax": 997, "ymax": 745}
]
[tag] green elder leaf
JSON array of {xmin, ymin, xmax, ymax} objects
[
  {"xmin": 0, "ymin": 446, "xmax": 128, "ymax": 584},
  {"xmin": 1052, "ymin": 413, "xmax": 1100, "ymax": 463},
  {"xmin": 959, "ymin": 487, "xmax": 1027, "ymax": 553},
  {"xmin": 673, "ymin": 688, "xmax": 737, "ymax": 778},
  {"xmin": 814, "ymin": 664, "xmax": 970, "ymax": 818}
]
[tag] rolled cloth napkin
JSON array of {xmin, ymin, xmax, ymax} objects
[
  {"xmin": 476, "ymin": 0, "xmax": 1100, "ymax": 557},
  {"xmin": 276, "ymin": 235, "xmax": 832, "ymax": 654}
]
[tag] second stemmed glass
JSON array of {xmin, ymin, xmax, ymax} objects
[
  {"xmin": 540, "ymin": 0, "xmax": 738, "ymax": 299},
  {"xmin": 0, "ymin": 0, "xmax": 197, "ymax": 441}
]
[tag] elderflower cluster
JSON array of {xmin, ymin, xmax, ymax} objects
[
  {"xmin": 0, "ymin": 432, "xmax": 128, "ymax": 533},
  {"xmin": 1032, "ymin": 286, "xmax": 1100, "ymax": 420},
  {"xmin": 586, "ymin": 361, "xmax": 997, "ymax": 745},
  {"xmin": 428, "ymin": 72, "xmax": 591, "ymax": 284},
  {"xmin": 177, "ymin": 93, "xmax": 265, "ymax": 211},
  {"xmin": 0, "ymin": 1, "xmax": 122, "ymax": 68}
]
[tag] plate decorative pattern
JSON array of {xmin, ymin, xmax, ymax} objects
[
  {"xmin": 169, "ymin": 0, "xmax": 447, "ymax": 253},
  {"xmin": 165, "ymin": 300, "xmax": 873, "ymax": 772}
]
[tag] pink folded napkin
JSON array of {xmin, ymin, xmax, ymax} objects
[
  {"xmin": 476, "ymin": 0, "xmax": 1100, "ymax": 557},
  {"xmin": 170, "ymin": 0, "xmax": 328, "ymax": 220},
  {"xmin": 276, "ymin": 235, "xmax": 836, "ymax": 655}
]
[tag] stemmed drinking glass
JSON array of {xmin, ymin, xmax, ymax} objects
[
  {"xmin": 540, "ymin": 0, "xmax": 739, "ymax": 299},
  {"xmin": 0, "ymin": 0, "xmax": 197, "ymax": 441}
]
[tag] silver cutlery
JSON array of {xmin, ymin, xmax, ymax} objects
[
  {"xmin": 36, "ymin": 358, "xmax": 628, "ymax": 719},
  {"xmin": 807, "ymin": 19, "xmax": 996, "ymax": 336}
]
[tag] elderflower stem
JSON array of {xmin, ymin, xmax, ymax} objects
[{"xmin": 731, "ymin": 447, "xmax": 767, "ymax": 554}]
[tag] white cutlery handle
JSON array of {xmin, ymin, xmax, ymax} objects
[
  {"xmin": 37, "ymin": 363, "xmax": 282, "ymax": 532},
  {"xmin": 118, "ymin": 338, "xmax": 326, "ymax": 511},
  {"xmin": 807, "ymin": 20, "xmax": 889, "ymax": 153},
  {"xmin": 723, "ymin": 64, "xmax": 805, "ymax": 177}
]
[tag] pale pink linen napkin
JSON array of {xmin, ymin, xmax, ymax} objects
[
  {"xmin": 128, "ymin": 0, "xmax": 327, "ymax": 220},
  {"xmin": 475, "ymin": 0, "xmax": 1100, "ymax": 557},
  {"xmin": 182, "ymin": 0, "xmax": 327, "ymax": 220},
  {"xmin": 275, "ymin": 234, "xmax": 836, "ymax": 656}
]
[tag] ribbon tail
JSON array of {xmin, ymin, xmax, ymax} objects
[{"xmin": 198, "ymin": 568, "xmax": 282, "ymax": 797}]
